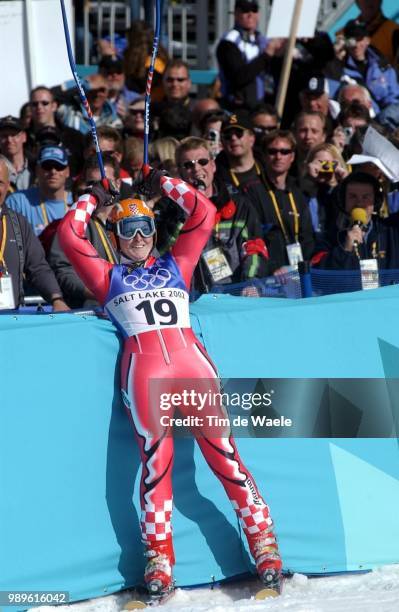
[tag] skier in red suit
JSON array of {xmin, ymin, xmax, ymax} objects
[{"xmin": 58, "ymin": 168, "xmax": 282, "ymax": 598}]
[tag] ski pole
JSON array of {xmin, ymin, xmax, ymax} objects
[
  {"xmin": 143, "ymin": 0, "xmax": 162, "ymax": 165},
  {"xmin": 59, "ymin": 0, "xmax": 106, "ymax": 179}
]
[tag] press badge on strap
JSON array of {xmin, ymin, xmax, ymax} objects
[
  {"xmin": 202, "ymin": 247, "xmax": 233, "ymax": 282},
  {"xmin": 359, "ymin": 258, "xmax": 379, "ymax": 290},
  {"xmin": 0, "ymin": 273, "xmax": 16, "ymax": 309},
  {"xmin": 286, "ymin": 242, "xmax": 303, "ymax": 267}
]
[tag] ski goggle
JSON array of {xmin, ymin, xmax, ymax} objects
[{"xmin": 115, "ymin": 216, "xmax": 156, "ymax": 240}]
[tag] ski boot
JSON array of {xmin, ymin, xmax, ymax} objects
[
  {"xmin": 247, "ymin": 529, "xmax": 282, "ymax": 594},
  {"xmin": 143, "ymin": 539, "xmax": 175, "ymax": 599}
]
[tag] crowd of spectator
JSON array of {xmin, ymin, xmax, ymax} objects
[{"xmin": 1, "ymin": 0, "xmax": 399, "ymax": 310}]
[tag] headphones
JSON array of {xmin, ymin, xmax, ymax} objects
[{"xmin": 337, "ymin": 171, "xmax": 385, "ymax": 215}]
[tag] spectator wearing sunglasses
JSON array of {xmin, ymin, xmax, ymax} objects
[
  {"xmin": 25, "ymin": 86, "xmax": 84, "ymax": 176},
  {"xmin": 57, "ymin": 74, "xmax": 123, "ymax": 136},
  {"xmin": 123, "ymin": 98, "xmax": 146, "ymax": 140},
  {"xmin": 6, "ymin": 145, "xmax": 72, "ymax": 237},
  {"xmin": 253, "ymin": 130, "xmax": 315, "ymax": 275},
  {"xmin": 98, "ymin": 55, "xmax": 140, "ymax": 119},
  {"xmin": 172, "ymin": 137, "xmax": 269, "ymax": 291},
  {"xmin": 250, "ymin": 104, "xmax": 279, "ymax": 150},
  {"xmin": 152, "ymin": 60, "xmax": 194, "ymax": 139},
  {"xmin": 216, "ymin": 0, "xmax": 285, "ymax": 111},
  {"xmin": 215, "ymin": 110, "xmax": 261, "ymax": 192}
]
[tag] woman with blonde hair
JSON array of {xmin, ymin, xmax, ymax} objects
[
  {"xmin": 303, "ymin": 143, "xmax": 349, "ymax": 238},
  {"xmin": 148, "ymin": 137, "xmax": 180, "ymax": 168}
]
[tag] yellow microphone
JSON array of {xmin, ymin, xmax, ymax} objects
[
  {"xmin": 350, "ymin": 207, "xmax": 368, "ymax": 250},
  {"xmin": 350, "ymin": 207, "xmax": 368, "ymax": 229}
]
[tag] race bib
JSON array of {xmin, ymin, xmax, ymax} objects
[
  {"xmin": 0, "ymin": 274, "xmax": 16, "ymax": 310},
  {"xmin": 106, "ymin": 286, "xmax": 190, "ymax": 336}
]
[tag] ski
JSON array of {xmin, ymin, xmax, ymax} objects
[
  {"xmin": 254, "ymin": 573, "xmax": 284, "ymax": 601},
  {"xmin": 122, "ymin": 587, "xmax": 176, "ymax": 609}
]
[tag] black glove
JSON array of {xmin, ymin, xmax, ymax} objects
[
  {"xmin": 133, "ymin": 165, "xmax": 167, "ymax": 199},
  {"xmin": 88, "ymin": 179, "xmax": 120, "ymax": 208}
]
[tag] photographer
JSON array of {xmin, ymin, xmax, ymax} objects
[{"xmin": 302, "ymin": 143, "xmax": 349, "ymax": 243}]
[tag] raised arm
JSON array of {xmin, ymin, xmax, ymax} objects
[
  {"xmin": 160, "ymin": 176, "xmax": 216, "ymax": 287},
  {"xmin": 58, "ymin": 192, "xmax": 113, "ymax": 305}
]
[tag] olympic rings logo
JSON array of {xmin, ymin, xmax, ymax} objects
[{"xmin": 124, "ymin": 268, "xmax": 172, "ymax": 290}]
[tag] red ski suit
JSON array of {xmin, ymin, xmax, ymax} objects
[{"xmin": 58, "ymin": 176, "xmax": 273, "ymax": 553}]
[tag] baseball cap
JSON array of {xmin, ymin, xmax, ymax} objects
[
  {"xmin": 222, "ymin": 110, "xmax": 254, "ymax": 133},
  {"xmin": 0, "ymin": 115, "xmax": 23, "ymax": 132},
  {"xmin": 37, "ymin": 145, "xmax": 69, "ymax": 167},
  {"xmin": 303, "ymin": 76, "xmax": 329, "ymax": 97},
  {"xmin": 235, "ymin": 0, "xmax": 259, "ymax": 11},
  {"xmin": 35, "ymin": 125, "xmax": 62, "ymax": 146},
  {"xmin": 99, "ymin": 55, "xmax": 123, "ymax": 74},
  {"xmin": 343, "ymin": 20, "xmax": 369, "ymax": 41}
]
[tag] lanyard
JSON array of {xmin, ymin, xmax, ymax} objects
[
  {"xmin": 0, "ymin": 215, "xmax": 6, "ymax": 267},
  {"xmin": 354, "ymin": 241, "xmax": 378, "ymax": 260},
  {"xmin": 93, "ymin": 218, "xmax": 117, "ymax": 263},
  {"xmin": 40, "ymin": 194, "xmax": 68, "ymax": 228},
  {"xmin": 268, "ymin": 189, "xmax": 299, "ymax": 244},
  {"xmin": 229, "ymin": 161, "xmax": 261, "ymax": 187}
]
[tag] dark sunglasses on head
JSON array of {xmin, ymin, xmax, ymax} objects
[
  {"xmin": 166, "ymin": 77, "xmax": 187, "ymax": 83},
  {"xmin": 31, "ymin": 100, "xmax": 51, "ymax": 107},
  {"xmin": 266, "ymin": 147, "xmax": 293, "ymax": 156},
  {"xmin": 181, "ymin": 158, "xmax": 210, "ymax": 170},
  {"xmin": 222, "ymin": 127, "xmax": 245, "ymax": 140},
  {"xmin": 40, "ymin": 161, "xmax": 66, "ymax": 171}
]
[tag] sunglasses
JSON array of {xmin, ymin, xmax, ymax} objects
[
  {"xmin": 166, "ymin": 77, "xmax": 188, "ymax": 83},
  {"xmin": 266, "ymin": 147, "xmax": 293, "ymax": 156},
  {"xmin": 254, "ymin": 125, "xmax": 278, "ymax": 134},
  {"xmin": 40, "ymin": 161, "xmax": 66, "ymax": 171},
  {"xmin": 222, "ymin": 128, "xmax": 245, "ymax": 140},
  {"xmin": 31, "ymin": 100, "xmax": 51, "ymax": 107},
  {"xmin": 90, "ymin": 87, "xmax": 108, "ymax": 95},
  {"xmin": 129, "ymin": 109, "xmax": 145, "ymax": 117},
  {"xmin": 116, "ymin": 216, "xmax": 156, "ymax": 240},
  {"xmin": 181, "ymin": 158, "xmax": 210, "ymax": 170}
]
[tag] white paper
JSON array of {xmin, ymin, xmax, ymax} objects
[
  {"xmin": 346, "ymin": 154, "xmax": 397, "ymax": 182},
  {"xmin": 362, "ymin": 126, "xmax": 399, "ymax": 182},
  {"xmin": 266, "ymin": 0, "xmax": 321, "ymax": 39},
  {"xmin": 0, "ymin": 0, "xmax": 74, "ymax": 116}
]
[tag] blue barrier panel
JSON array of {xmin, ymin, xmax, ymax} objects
[{"xmin": 1, "ymin": 288, "xmax": 399, "ymax": 607}]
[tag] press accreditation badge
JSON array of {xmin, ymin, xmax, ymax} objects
[
  {"xmin": 0, "ymin": 274, "xmax": 16, "ymax": 309},
  {"xmin": 359, "ymin": 258, "xmax": 379, "ymax": 290},
  {"xmin": 286, "ymin": 242, "xmax": 303, "ymax": 267},
  {"xmin": 202, "ymin": 247, "xmax": 233, "ymax": 282}
]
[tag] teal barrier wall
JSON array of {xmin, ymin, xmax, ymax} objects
[{"xmin": 1, "ymin": 287, "xmax": 399, "ymax": 608}]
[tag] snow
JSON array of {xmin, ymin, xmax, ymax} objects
[{"xmin": 29, "ymin": 565, "xmax": 399, "ymax": 612}]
